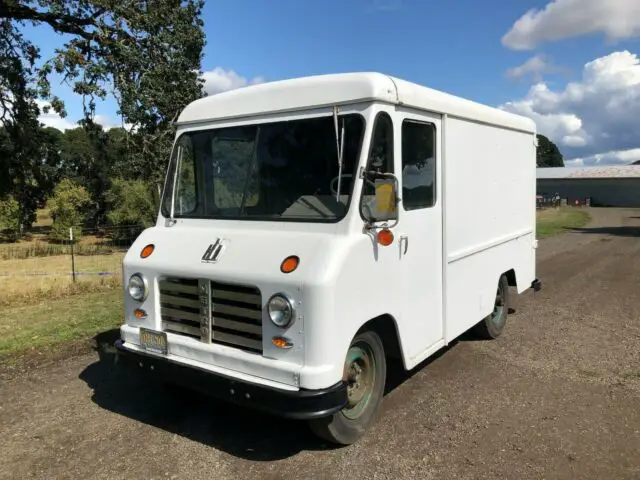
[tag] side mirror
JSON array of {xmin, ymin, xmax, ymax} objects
[
  {"xmin": 362, "ymin": 171, "xmax": 399, "ymax": 224},
  {"xmin": 374, "ymin": 178, "xmax": 398, "ymax": 222}
]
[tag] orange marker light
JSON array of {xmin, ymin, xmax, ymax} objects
[
  {"xmin": 280, "ymin": 255, "xmax": 300, "ymax": 274},
  {"xmin": 134, "ymin": 308, "xmax": 147, "ymax": 319},
  {"xmin": 140, "ymin": 244, "xmax": 155, "ymax": 259},
  {"xmin": 272, "ymin": 336, "xmax": 294, "ymax": 349},
  {"xmin": 377, "ymin": 228, "xmax": 394, "ymax": 246}
]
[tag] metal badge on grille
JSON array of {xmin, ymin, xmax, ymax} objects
[{"xmin": 198, "ymin": 279, "xmax": 212, "ymax": 343}]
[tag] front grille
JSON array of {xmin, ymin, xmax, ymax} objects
[
  {"xmin": 159, "ymin": 277, "xmax": 263, "ymax": 354},
  {"xmin": 159, "ymin": 278, "xmax": 202, "ymax": 339}
]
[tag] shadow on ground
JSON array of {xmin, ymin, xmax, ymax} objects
[
  {"xmin": 570, "ymin": 226, "xmax": 640, "ymax": 237},
  {"xmin": 80, "ymin": 329, "xmax": 461, "ymax": 460}
]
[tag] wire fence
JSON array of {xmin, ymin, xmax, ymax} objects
[
  {"xmin": 1, "ymin": 224, "xmax": 143, "ymax": 257},
  {"xmin": 0, "ymin": 224, "xmax": 144, "ymax": 281}
]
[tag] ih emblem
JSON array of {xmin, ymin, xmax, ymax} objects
[{"xmin": 201, "ymin": 238, "xmax": 226, "ymax": 263}]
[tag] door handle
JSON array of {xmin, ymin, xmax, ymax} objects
[{"xmin": 400, "ymin": 235, "xmax": 409, "ymax": 255}]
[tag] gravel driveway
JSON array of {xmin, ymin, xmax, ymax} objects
[{"xmin": 1, "ymin": 208, "xmax": 639, "ymax": 480}]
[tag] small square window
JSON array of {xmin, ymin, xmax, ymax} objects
[{"xmin": 402, "ymin": 120, "xmax": 436, "ymax": 209}]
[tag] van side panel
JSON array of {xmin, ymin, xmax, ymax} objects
[{"xmin": 444, "ymin": 117, "xmax": 536, "ymax": 343}]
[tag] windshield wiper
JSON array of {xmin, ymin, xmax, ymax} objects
[{"xmin": 333, "ymin": 106, "xmax": 345, "ymax": 202}]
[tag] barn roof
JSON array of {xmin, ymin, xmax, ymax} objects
[{"xmin": 537, "ymin": 166, "xmax": 640, "ymax": 179}]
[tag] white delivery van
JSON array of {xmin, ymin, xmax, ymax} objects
[{"xmin": 115, "ymin": 72, "xmax": 542, "ymax": 445}]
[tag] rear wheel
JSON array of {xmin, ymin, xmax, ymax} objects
[
  {"xmin": 308, "ymin": 330, "xmax": 386, "ymax": 445},
  {"xmin": 473, "ymin": 274, "xmax": 510, "ymax": 339}
]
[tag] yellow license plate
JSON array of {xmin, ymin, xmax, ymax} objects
[{"xmin": 140, "ymin": 328, "xmax": 168, "ymax": 355}]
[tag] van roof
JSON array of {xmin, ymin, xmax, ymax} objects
[{"xmin": 177, "ymin": 72, "xmax": 536, "ymax": 133}]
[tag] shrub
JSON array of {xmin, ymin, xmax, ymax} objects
[
  {"xmin": 105, "ymin": 178, "xmax": 157, "ymax": 241},
  {"xmin": 0, "ymin": 196, "xmax": 21, "ymax": 241},
  {"xmin": 47, "ymin": 179, "xmax": 92, "ymax": 241}
]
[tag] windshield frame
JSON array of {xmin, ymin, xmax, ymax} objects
[{"xmin": 159, "ymin": 111, "xmax": 367, "ymax": 224}]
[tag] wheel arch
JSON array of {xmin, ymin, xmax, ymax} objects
[
  {"xmin": 504, "ymin": 268, "xmax": 517, "ymax": 288},
  {"xmin": 356, "ymin": 314, "xmax": 404, "ymax": 363}
]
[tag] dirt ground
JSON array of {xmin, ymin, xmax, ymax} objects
[{"xmin": 1, "ymin": 207, "xmax": 639, "ymax": 480}]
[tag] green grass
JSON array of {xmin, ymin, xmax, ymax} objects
[
  {"xmin": 537, "ymin": 208, "xmax": 591, "ymax": 238},
  {"xmin": 0, "ymin": 290, "xmax": 123, "ymax": 358}
]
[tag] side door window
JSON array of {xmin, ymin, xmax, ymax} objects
[
  {"xmin": 401, "ymin": 120, "xmax": 436, "ymax": 210},
  {"xmin": 360, "ymin": 111, "xmax": 394, "ymax": 219}
]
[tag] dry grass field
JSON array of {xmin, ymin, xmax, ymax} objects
[
  {"xmin": 0, "ymin": 209, "xmax": 127, "ymax": 358},
  {"xmin": 0, "ymin": 252, "xmax": 124, "ymax": 307}
]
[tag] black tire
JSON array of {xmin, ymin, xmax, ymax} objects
[
  {"xmin": 473, "ymin": 274, "xmax": 510, "ymax": 339},
  {"xmin": 308, "ymin": 330, "xmax": 386, "ymax": 446}
]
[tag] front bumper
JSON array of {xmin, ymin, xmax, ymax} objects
[{"xmin": 114, "ymin": 340, "xmax": 348, "ymax": 420}]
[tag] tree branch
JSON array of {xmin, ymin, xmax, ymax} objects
[{"xmin": 0, "ymin": 3, "xmax": 107, "ymax": 42}]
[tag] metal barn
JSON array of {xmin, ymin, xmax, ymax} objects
[{"xmin": 537, "ymin": 166, "xmax": 640, "ymax": 207}]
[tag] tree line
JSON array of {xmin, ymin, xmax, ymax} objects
[{"xmin": 0, "ymin": 123, "xmax": 162, "ymax": 240}]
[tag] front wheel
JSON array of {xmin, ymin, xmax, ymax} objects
[{"xmin": 308, "ymin": 330, "xmax": 386, "ymax": 445}]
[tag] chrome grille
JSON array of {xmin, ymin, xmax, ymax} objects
[
  {"xmin": 159, "ymin": 278, "xmax": 202, "ymax": 340},
  {"xmin": 159, "ymin": 277, "xmax": 263, "ymax": 354}
]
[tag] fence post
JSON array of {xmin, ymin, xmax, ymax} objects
[{"xmin": 69, "ymin": 227, "xmax": 76, "ymax": 283}]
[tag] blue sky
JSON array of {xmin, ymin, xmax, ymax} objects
[{"xmin": 28, "ymin": 0, "xmax": 640, "ymax": 165}]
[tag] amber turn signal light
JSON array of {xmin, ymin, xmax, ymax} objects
[
  {"xmin": 134, "ymin": 308, "xmax": 147, "ymax": 319},
  {"xmin": 377, "ymin": 228, "xmax": 394, "ymax": 246},
  {"xmin": 272, "ymin": 336, "xmax": 294, "ymax": 349},
  {"xmin": 140, "ymin": 244, "xmax": 155, "ymax": 258},
  {"xmin": 280, "ymin": 255, "xmax": 300, "ymax": 274}
]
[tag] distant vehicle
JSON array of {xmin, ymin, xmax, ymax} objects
[{"xmin": 114, "ymin": 72, "xmax": 542, "ymax": 445}]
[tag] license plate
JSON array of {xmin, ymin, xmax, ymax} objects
[{"xmin": 140, "ymin": 328, "xmax": 168, "ymax": 355}]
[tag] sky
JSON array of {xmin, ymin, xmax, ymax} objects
[{"xmin": 26, "ymin": 0, "xmax": 640, "ymax": 167}]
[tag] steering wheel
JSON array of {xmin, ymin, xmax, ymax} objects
[{"xmin": 330, "ymin": 174, "xmax": 376, "ymax": 197}]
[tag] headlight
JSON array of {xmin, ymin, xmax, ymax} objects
[
  {"xmin": 128, "ymin": 273, "xmax": 148, "ymax": 301},
  {"xmin": 268, "ymin": 294, "xmax": 295, "ymax": 328}
]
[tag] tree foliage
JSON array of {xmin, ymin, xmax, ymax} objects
[
  {"xmin": 0, "ymin": 0, "xmax": 206, "ymax": 233},
  {"xmin": 536, "ymin": 134, "xmax": 564, "ymax": 168},
  {"xmin": 105, "ymin": 178, "xmax": 158, "ymax": 240},
  {"xmin": 0, "ymin": 195, "xmax": 21, "ymax": 240},
  {"xmin": 46, "ymin": 178, "xmax": 92, "ymax": 241}
]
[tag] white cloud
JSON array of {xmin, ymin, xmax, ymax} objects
[
  {"xmin": 36, "ymin": 100, "xmax": 129, "ymax": 132},
  {"xmin": 93, "ymin": 114, "xmax": 134, "ymax": 132},
  {"xmin": 34, "ymin": 66, "xmax": 262, "ymax": 131},
  {"xmin": 506, "ymin": 53, "xmax": 567, "ymax": 82},
  {"xmin": 36, "ymin": 100, "xmax": 77, "ymax": 131},
  {"xmin": 500, "ymin": 50, "xmax": 640, "ymax": 164},
  {"xmin": 201, "ymin": 67, "xmax": 265, "ymax": 95},
  {"xmin": 567, "ymin": 147, "xmax": 640, "ymax": 167},
  {"xmin": 502, "ymin": 0, "xmax": 640, "ymax": 50},
  {"xmin": 563, "ymin": 135, "xmax": 588, "ymax": 148}
]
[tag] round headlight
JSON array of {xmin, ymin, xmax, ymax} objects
[
  {"xmin": 128, "ymin": 273, "xmax": 148, "ymax": 301},
  {"xmin": 268, "ymin": 294, "xmax": 294, "ymax": 328}
]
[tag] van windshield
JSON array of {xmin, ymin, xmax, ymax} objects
[{"xmin": 161, "ymin": 114, "xmax": 365, "ymax": 222}]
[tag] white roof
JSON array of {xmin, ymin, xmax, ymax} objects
[
  {"xmin": 537, "ymin": 166, "xmax": 640, "ymax": 179},
  {"xmin": 177, "ymin": 72, "xmax": 536, "ymax": 133}
]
